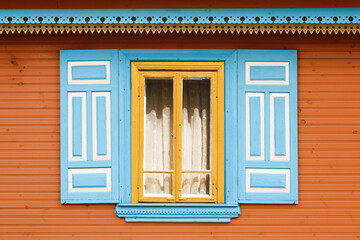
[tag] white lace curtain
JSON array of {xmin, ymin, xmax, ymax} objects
[
  {"xmin": 182, "ymin": 80, "xmax": 210, "ymax": 196},
  {"xmin": 144, "ymin": 79, "xmax": 210, "ymax": 197}
]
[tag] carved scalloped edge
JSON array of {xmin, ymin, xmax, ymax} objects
[
  {"xmin": 0, "ymin": 8, "xmax": 360, "ymax": 24},
  {"xmin": 1, "ymin": 23, "xmax": 359, "ymax": 35},
  {"xmin": 117, "ymin": 209, "xmax": 240, "ymax": 215},
  {"xmin": 115, "ymin": 203, "xmax": 240, "ymax": 221}
]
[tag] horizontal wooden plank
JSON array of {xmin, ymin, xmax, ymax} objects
[
  {"xmin": 299, "ymin": 92, "xmax": 360, "ymax": 100},
  {"xmin": 0, "ymin": 134, "xmax": 59, "ymax": 142},
  {"xmin": 299, "ymin": 59, "xmax": 360, "ymax": 67},
  {"xmin": 0, "ymin": 59, "xmax": 59, "ymax": 68},
  {"xmin": 299, "ymin": 51, "xmax": 360, "ymax": 59},
  {"xmin": 0, "ymin": 93, "xmax": 59, "ymax": 100},
  {"xmin": 0, "ymin": 168, "xmax": 59, "ymax": 175},
  {"xmin": 0, "ymin": 126, "xmax": 59, "ymax": 133},
  {"xmin": 0, "ymin": 176, "xmax": 59, "ymax": 184},
  {"xmin": 299, "ymin": 108, "xmax": 360, "ymax": 116},
  {"xmin": 0, "ymin": 118, "xmax": 59, "ymax": 125},
  {"xmin": 298, "ymin": 84, "xmax": 360, "ymax": 92},
  {"xmin": 0, "ymin": 143, "xmax": 59, "ymax": 150},
  {"xmin": 0, "ymin": 217, "xmax": 360, "ymax": 226},
  {"xmin": 0, "ymin": 160, "xmax": 59, "ymax": 167},
  {"xmin": 0, "ymin": 84, "xmax": 59, "ymax": 92},
  {"xmin": 0, "ymin": 235, "xmax": 359, "ymax": 240},
  {"xmin": 298, "ymin": 126, "xmax": 360, "ymax": 134},
  {"xmin": 0, "ymin": 101, "xmax": 59, "ymax": 109},
  {"xmin": 298, "ymin": 100, "xmax": 360, "ymax": 108},
  {"xmin": 0, "ymin": 225, "xmax": 359, "ymax": 233},
  {"xmin": 298, "ymin": 117, "xmax": 360, "ymax": 125}
]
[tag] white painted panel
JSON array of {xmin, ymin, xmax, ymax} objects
[
  {"xmin": 92, "ymin": 92, "xmax": 112, "ymax": 161},
  {"xmin": 246, "ymin": 168, "xmax": 290, "ymax": 193},
  {"xmin": 245, "ymin": 62, "xmax": 289, "ymax": 85},
  {"xmin": 68, "ymin": 168, "xmax": 112, "ymax": 193},
  {"xmin": 68, "ymin": 61, "xmax": 110, "ymax": 85},
  {"xmin": 246, "ymin": 92, "xmax": 265, "ymax": 161},
  {"xmin": 68, "ymin": 92, "xmax": 87, "ymax": 161},
  {"xmin": 270, "ymin": 93, "xmax": 290, "ymax": 161}
]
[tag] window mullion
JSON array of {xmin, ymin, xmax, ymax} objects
[{"xmin": 174, "ymin": 72, "xmax": 183, "ymax": 202}]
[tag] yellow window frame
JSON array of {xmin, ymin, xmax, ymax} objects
[{"xmin": 131, "ymin": 62, "xmax": 224, "ymax": 203}]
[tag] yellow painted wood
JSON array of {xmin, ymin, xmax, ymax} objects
[
  {"xmin": 131, "ymin": 62, "xmax": 224, "ymax": 203},
  {"xmin": 131, "ymin": 62, "xmax": 140, "ymax": 203},
  {"xmin": 138, "ymin": 71, "xmax": 176, "ymax": 203}
]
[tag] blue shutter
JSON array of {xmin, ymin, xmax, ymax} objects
[
  {"xmin": 238, "ymin": 50, "xmax": 298, "ymax": 204},
  {"xmin": 60, "ymin": 50, "xmax": 119, "ymax": 203}
]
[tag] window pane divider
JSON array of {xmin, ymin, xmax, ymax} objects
[{"xmin": 181, "ymin": 170, "xmax": 212, "ymax": 173}]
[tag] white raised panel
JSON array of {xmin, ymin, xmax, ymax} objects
[
  {"xmin": 68, "ymin": 168, "xmax": 112, "ymax": 193},
  {"xmin": 245, "ymin": 62, "xmax": 289, "ymax": 85},
  {"xmin": 68, "ymin": 61, "xmax": 110, "ymax": 85},
  {"xmin": 246, "ymin": 168, "xmax": 290, "ymax": 193}
]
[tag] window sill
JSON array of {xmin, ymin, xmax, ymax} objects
[{"xmin": 115, "ymin": 203, "xmax": 240, "ymax": 222}]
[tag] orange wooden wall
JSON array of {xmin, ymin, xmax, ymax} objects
[{"xmin": 0, "ymin": 32, "xmax": 359, "ymax": 240}]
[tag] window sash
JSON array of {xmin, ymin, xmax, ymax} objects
[{"xmin": 131, "ymin": 63, "xmax": 224, "ymax": 203}]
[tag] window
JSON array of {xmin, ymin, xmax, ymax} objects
[
  {"xmin": 131, "ymin": 62, "xmax": 224, "ymax": 203},
  {"xmin": 60, "ymin": 49, "xmax": 298, "ymax": 222}
]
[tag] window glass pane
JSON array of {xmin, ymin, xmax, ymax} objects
[
  {"xmin": 182, "ymin": 79, "xmax": 211, "ymax": 171},
  {"xmin": 144, "ymin": 79, "xmax": 173, "ymax": 171},
  {"xmin": 144, "ymin": 173, "xmax": 173, "ymax": 196},
  {"xmin": 182, "ymin": 173, "xmax": 210, "ymax": 196}
]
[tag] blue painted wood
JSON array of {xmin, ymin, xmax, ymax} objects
[
  {"xmin": 72, "ymin": 96, "xmax": 82, "ymax": 157},
  {"xmin": 115, "ymin": 203, "xmax": 240, "ymax": 222},
  {"xmin": 72, "ymin": 173, "xmax": 107, "ymax": 188},
  {"xmin": 61, "ymin": 48, "xmax": 298, "ymax": 221},
  {"xmin": 250, "ymin": 66, "xmax": 286, "ymax": 81},
  {"xmin": 116, "ymin": 49, "xmax": 240, "ymax": 222},
  {"xmin": 250, "ymin": 173, "xmax": 286, "ymax": 188},
  {"xmin": 0, "ymin": 8, "xmax": 359, "ymax": 24},
  {"xmin": 96, "ymin": 96, "xmax": 107, "ymax": 156},
  {"xmin": 274, "ymin": 96, "xmax": 286, "ymax": 156},
  {"xmin": 238, "ymin": 50, "xmax": 298, "ymax": 204},
  {"xmin": 72, "ymin": 65, "xmax": 107, "ymax": 80},
  {"xmin": 249, "ymin": 96, "xmax": 261, "ymax": 157},
  {"xmin": 60, "ymin": 50, "xmax": 119, "ymax": 204}
]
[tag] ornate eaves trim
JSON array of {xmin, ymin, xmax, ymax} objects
[
  {"xmin": 1, "ymin": 8, "xmax": 360, "ymax": 34},
  {"xmin": 1, "ymin": 23, "xmax": 360, "ymax": 35},
  {"xmin": 1, "ymin": 8, "xmax": 360, "ymax": 24}
]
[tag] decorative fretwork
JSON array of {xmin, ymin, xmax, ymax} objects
[{"xmin": 1, "ymin": 23, "xmax": 359, "ymax": 34}]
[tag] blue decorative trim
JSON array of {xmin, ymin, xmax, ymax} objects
[
  {"xmin": 60, "ymin": 50, "xmax": 120, "ymax": 204},
  {"xmin": 237, "ymin": 50, "xmax": 298, "ymax": 204},
  {"xmin": 116, "ymin": 49, "xmax": 239, "ymax": 222},
  {"xmin": 0, "ymin": 8, "xmax": 359, "ymax": 24},
  {"xmin": 115, "ymin": 204, "xmax": 240, "ymax": 222},
  {"xmin": 59, "ymin": 49, "xmax": 299, "ymax": 221}
]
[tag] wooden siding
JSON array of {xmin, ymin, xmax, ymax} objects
[{"xmin": 0, "ymin": 32, "xmax": 360, "ymax": 239}]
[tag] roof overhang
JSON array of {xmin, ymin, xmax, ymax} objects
[{"xmin": 0, "ymin": 8, "xmax": 359, "ymax": 34}]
